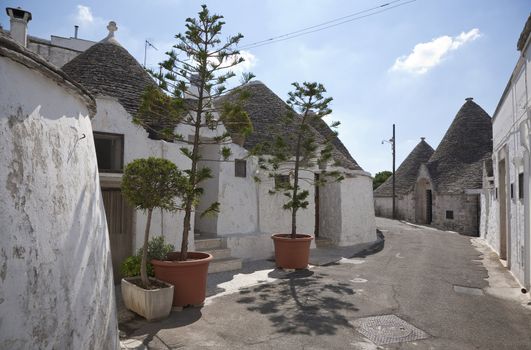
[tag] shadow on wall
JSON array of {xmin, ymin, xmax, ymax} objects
[{"xmin": 236, "ymin": 270, "xmax": 359, "ymax": 335}]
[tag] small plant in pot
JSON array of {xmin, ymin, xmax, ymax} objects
[
  {"xmin": 255, "ymin": 82, "xmax": 343, "ymax": 269},
  {"xmin": 120, "ymin": 157, "xmax": 186, "ymax": 320},
  {"xmin": 134, "ymin": 5, "xmax": 253, "ymax": 307}
]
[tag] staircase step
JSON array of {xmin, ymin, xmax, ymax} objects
[
  {"xmin": 315, "ymin": 238, "xmax": 334, "ymax": 248},
  {"xmin": 208, "ymin": 257, "xmax": 242, "ymax": 274},
  {"xmin": 195, "ymin": 238, "xmax": 223, "ymax": 250},
  {"xmin": 202, "ymin": 248, "xmax": 232, "ymax": 259}
]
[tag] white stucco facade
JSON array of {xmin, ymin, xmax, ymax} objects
[
  {"xmin": 194, "ymin": 140, "xmax": 377, "ymax": 259},
  {"xmin": 91, "ymin": 96, "xmax": 194, "ymax": 253},
  {"xmin": 0, "ymin": 40, "xmax": 117, "ymax": 349},
  {"xmin": 481, "ymin": 27, "xmax": 531, "ymax": 290}
]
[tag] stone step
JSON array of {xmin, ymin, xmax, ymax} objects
[
  {"xmin": 195, "ymin": 237, "xmax": 223, "ymax": 250},
  {"xmin": 202, "ymin": 248, "xmax": 232, "ymax": 259},
  {"xmin": 208, "ymin": 257, "xmax": 242, "ymax": 274},
  {"xmin": 315, "ymin": 237, "xmax": 334, "ymax": 248}
]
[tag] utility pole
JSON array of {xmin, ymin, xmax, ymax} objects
[
  {"xmin": 392, "ymin": 124, "xmax": 396, "ymax": 220},
  {"xmin": 382, "ymin": 124, "xmax": 397, "ymax": 219}
]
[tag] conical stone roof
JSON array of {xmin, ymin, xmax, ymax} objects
[
  {"xmin": 374, "ymin": 138, "xmax": 434, "ymax": 197},
  {"xmin": 62, "ymin": 27, "xmax": 156, "ymax": 117},
  {"xmin": 426, "ymin": 98, "xmax": 492, "ymax": 192},
  {"xmin": 216, "ymin": 80, "xmax": 362, "ymax": 170}
]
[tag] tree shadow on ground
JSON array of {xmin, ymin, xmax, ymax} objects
[
  {"xmin": 236, "ymin": 269, "xmax": 359, "ymax": 335},
  {"xmin": 119, "ymin": 307, "xmax": 202, "ymax": 348}
]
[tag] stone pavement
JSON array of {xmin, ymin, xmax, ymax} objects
[{"xmin": 119, "ymin": 218, "xmax": 531, "ymax": 349}]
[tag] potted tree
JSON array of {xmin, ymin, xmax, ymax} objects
[
  {"xmin": 134, "ymin": 5, "xmax": 253, "ymax": 307},
  {"xmin": 257, "ymin": 82, "xmax": 343, "ymax": 269},
  {"xmin": 120, "ymin": 157, "xmax": 186, "ymax": 320}
]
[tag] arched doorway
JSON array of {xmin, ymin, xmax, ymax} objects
[{"xmin": 416, "ymin": 178, "xmax": 433, "ymax": 224}]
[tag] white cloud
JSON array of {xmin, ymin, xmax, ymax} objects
[
  {"xmin": 206, "ymin": 49, "xmax": 257, "ymax": 76},
  {"xmin": 390, "ymin": 28, "xmax": 481, "ymax": 74},
  {"xmin": 76, "ymin": 5, "xmax": 94, "ymax": 25},
  {"xmin": 236, "ymin": 50, "xmax": 258, "ymax": 73}
]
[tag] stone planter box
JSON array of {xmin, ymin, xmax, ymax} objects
[{"xmin": 121, "ymin": 277, "xmax": 174, "ymax": 321}]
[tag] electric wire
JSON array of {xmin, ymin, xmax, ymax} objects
[{"xmin": 239, "ymin": 0, "xmax": 416, "ymax": 50}]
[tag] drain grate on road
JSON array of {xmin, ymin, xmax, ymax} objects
[{"xmin": 351, "ymin": 314, "xmax": 429, "ymax": 345}]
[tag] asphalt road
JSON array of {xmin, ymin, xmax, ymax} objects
[{"xmin": 120, "ymin": 218, "xmax": 531, "ymax": 349}]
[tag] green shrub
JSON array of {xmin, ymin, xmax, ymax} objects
[{"xmin": 120, "ymin": 236, "xmax": 175, "ymax": 278}]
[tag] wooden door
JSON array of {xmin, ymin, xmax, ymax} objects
[
  {"xmin": 102, "ymin": 188, "xmax": 133, "ymax": 283},
  {"xmin": 314, "ymin": 173, "xmax": 320, "ymax": 238},
  {"xmin": 426, "ymin": 190, "xmax": 432, "ymax": 224}
]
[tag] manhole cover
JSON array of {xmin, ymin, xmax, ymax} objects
[
  {"xmin": 453, "ymin": 285, "xmax": 484, "ymax": 296},
  {"xmin": 351, "ymin": 314, "xmax": 429, "ymax": 345}
]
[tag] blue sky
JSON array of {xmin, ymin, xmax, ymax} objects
[{"xmin": 2, "ymin": 0, "xmax": 529, "ymax": 175}]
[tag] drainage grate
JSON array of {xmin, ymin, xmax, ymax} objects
[
  {"xmin": 351, "ymin": 314, "xmax": 429, "ymax": 345},
  {"xmin": 453, "ymin": 285, "xmax": 484, "ymax": 296}
]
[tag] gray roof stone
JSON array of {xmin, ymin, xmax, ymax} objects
[
  {"xmin": 374, "ymin": 138, "xmax": 434, "ymax": 197},
  {"xmin": 216, "ymin": 81, "xmax": 362, "ymax": 170},
  {"xmin": 426, "ymin": 98, "xmax": 492, "ymax": 193},
  {"xmin": 62, "ymin": 39, "xmax": 156, "ymax": 117}
]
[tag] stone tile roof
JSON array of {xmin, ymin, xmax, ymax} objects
[
  {"xmin": 426, "ymin": 98, "xmax": 492, "ymax": 193},
  {"xmin": 374, "ymin": 138, "xmax": 434, "ymax": 197},
  {"xmin": 62, "ymin": 39, "xmax": 156, "ymax": 117},
  {"xmin": 216, "ymin": 81, "xmax": 362, "ymax": 170},
  {"xmin": 517, "ymin": 13, "xmax": 531, "ymax": 52}
]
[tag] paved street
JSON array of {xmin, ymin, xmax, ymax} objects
[{"xmin": 120, "ymin": 218, "xmax": 531, "ymax": 349}]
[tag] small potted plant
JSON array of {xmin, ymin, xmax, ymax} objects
[
  {"xmin": 120, "ymin": 157, "xmax": 186, "ymax": 320},
  {"xmin": 256, "ymin": 82, "xmax": 343, "ymax": 269}
]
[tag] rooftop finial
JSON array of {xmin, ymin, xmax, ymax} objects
[
  {"xmin": 465, "ymin": 97, "xmax": 473, "ymax": 101},
  {"xmin": 106, "ymin": 21, "xmax": 117, "ymax": 37},
  {"xmin": 421, "ymin": 137, "xmax": 426, "ymax": 141}
]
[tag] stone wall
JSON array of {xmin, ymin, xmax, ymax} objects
[{"xmin": 431, "ymin": 192, "xmax": 480, "ymax": 236}]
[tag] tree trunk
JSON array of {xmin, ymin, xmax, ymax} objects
[
  {"xmin": 180, "ymin": 38, "xmax": 208, "ymax": 261},
  {"xmin": 291, "ymin": 105, "xmax": 311, "ymax": 239},
  {"xmin": 141, "ymin": 208, "xmax": 153, "ymax": 287}
]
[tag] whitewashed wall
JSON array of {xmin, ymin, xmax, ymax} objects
[
  {"xmin": 0, "ymin": 55, "xmax": 117, "ymax": 348},
  {"xmin": 91, "ymin": 97, "xmax": 194, "ymax": 252},
  {"xmin": 489, "ymin": 44, "xmax": 531, "ymax": 288},
  {"xmin": 322, "ymin": 172, "xmax": 376, "ymax": 246},
  {"xmin": 337, "ymin": 173, "xmax": 377, "ymax": 245},
  {"xmin": 216, "ymin": 144, "xmax": 259, "ymax": 235}
]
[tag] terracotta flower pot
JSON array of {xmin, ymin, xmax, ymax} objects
[
  {"xmin": 152, "ymin": 252, "xmax": 213, "ymax": 307},
  {"xmin": 271, "ymin": 233, "xmax": 313, "ymax": 269}
]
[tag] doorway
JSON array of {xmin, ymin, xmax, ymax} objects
[
  {"xmin": 102, "ymin": 188, "xmax": 133, "ymax": 283},
  {"xmin": 498, "ymin": 159, "xmax": 508, "ymax": 261},
  {"xmin": 426, "ymin": 189, "xmax": 433, "ymax": 224},
  {"xmin": 415, "ymin": 178, "xmax": 432, "ymax": 224},
  {"xmin": 314, "ymin": 173, "xmax": 320, "ymax": 238}
]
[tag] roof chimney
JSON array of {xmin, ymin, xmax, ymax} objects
[
  {"xmin": 465, "ymin": 97, "xmax": 473, "ymax": 102},
  {"xmin": 74, "ymin": 25, "xmax": 79, "ymax": 39},
  {"xmin": 6, "ymin": 7, "xmax": 32, "ymax": 47}
]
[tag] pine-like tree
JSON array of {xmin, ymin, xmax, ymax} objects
[
  {"xmin": 256, "ymin": 82, "xmax": 343, "ymax": 238},
  {"xmin": 134, "ymin": 5, "xmax": 253, "ymax": 260}
]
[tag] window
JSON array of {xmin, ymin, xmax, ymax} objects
[
  {"xmin": 275, "ymin": 174, "xmax": 290, "ymax": 189},
  {"xmin": 519, "ymin": 173, "xmax": 524, "ymax": 200},
  {"xmin": 235, "ymin": 159, "xmax": 246, "ymax": 178},
  {"xmin": 510, "ymin": 183, "xmax": 514, "ymax": 199},
  {"xmin": 446, "ymin": 210, "xmax": 454, "ymax": 220},
  {"xmin": 94, "ymin": 132, "xmax": 124, "ymax": 172}
]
